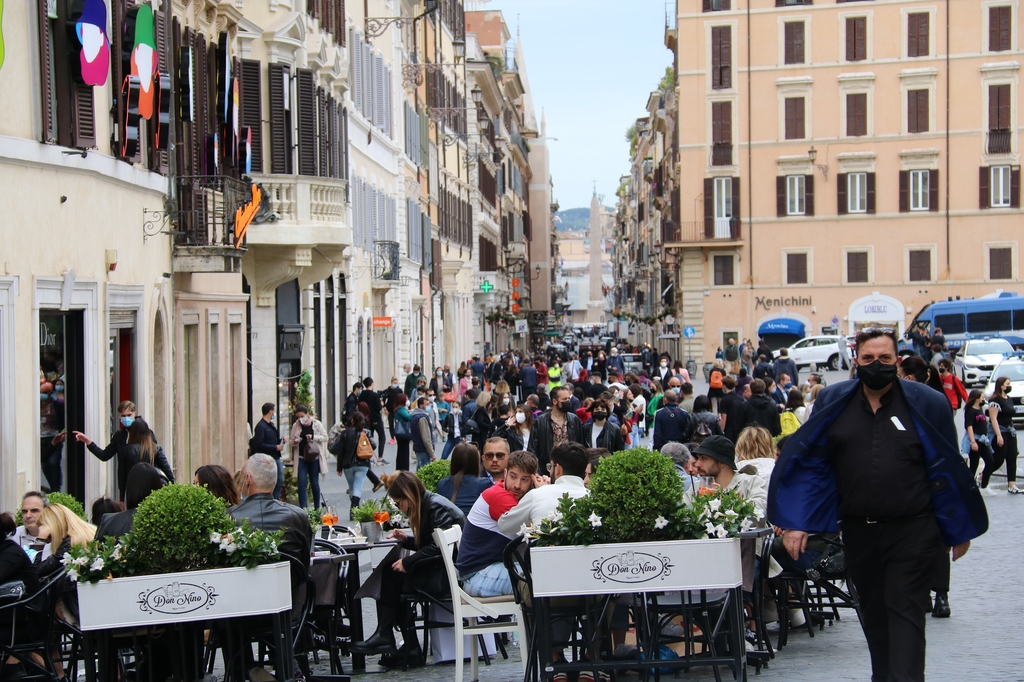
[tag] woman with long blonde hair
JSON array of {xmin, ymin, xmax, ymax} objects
[{"xmin": 735, "ymin": 426, "xmax": 777, "ymax": 482}]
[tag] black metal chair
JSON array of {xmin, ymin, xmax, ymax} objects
[
  {"xmin": 306, "ymin": 538, "xmax": 354, "ymax": 676},
  {"xmin": 0, "ymin": 569, "xmax": 74, "ymax": 681},
  {"xmin": 774, "ymin": 534, "xmax": 860, "ymax": 649},
  {"xmin": 747, "ymin": 529, "xmax": 776, "ymax": 674}
]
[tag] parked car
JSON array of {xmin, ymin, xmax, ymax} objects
[
  {"xmin": 621, "ymin": 353, "xmax": 644, "ymax": 376},
  {"xmin": 773, "ymin": 335, "xmax": 843, "ymax": 371},
  {"xmin": 983, "ymin": 355, "xmax": 1024, "ymax": 425},
  {"xmin": 954, "ymin": 337, "xmax": 1015, "ymax": 386}
]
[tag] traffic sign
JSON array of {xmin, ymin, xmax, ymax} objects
[
  {"xmin": 515, "ymin": 319, "xmax": 528, "ymax": 334},
  {"xmin": 511, "ymin": 291, "xmax": 521, "ymax": 300},
  {"xmin": 511, "ymin": 303, "xmax": 520, "ymax": 313},
  {"xmin": 683, "ymin": 325, "xmax": 696, "ymax": 338},
  {"xmin": 511, "ymin": 278, "xmax": 520, "ymax": 287},
  {"xmin": 480, "ymin": 280, "xmax": 494, "ymax": 293},
  {"xmin": 831, "ymin": 316, "xmax": 840, "ymax": 326}
]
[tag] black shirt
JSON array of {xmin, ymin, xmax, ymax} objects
[
  {"xmin": 991, "ymin": 396, "xmax": 1015, "ymax": 430},
  {"xmin": 719, "ymin": 392, "xmax": 745, "ymax": 442},
  {"xmin": 827, "ymin": 385, "xmax": 932, "ymax": 519},
  {"xmin": 964, "ymin": 406, "xmax": 988, "ymax": 435}
]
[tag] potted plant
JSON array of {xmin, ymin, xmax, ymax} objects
[
  {"xmin": 415, "ymin": 459, "xmax": 451, "ymax": 493},
  {"xmin": 351, "ymin": 498, "xmax": 400, "ymax": 543},
  {"xmin": 67, "ymin": 485, "xmax": 290, "ymax": 631},
  {"xmin": 527, "ymin": 448, "xmax": 758, "ymax": 597}
]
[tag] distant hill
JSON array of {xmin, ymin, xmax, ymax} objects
[{"xmin": 555, "ymin": 206, "xmax": 615, "ymax": 233}]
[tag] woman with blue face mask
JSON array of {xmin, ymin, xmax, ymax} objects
[{"xmin": 74, "ymin": 399, "xmax": 159, "ymax": 500}]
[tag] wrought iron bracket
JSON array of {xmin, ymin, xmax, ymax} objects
[
  {"xmin": 365, "ymin": 5, "xmax": 438, "ymax": 39},
  {"xmin": 142, "ymin": 208, "xmax": 181, "ymax": 243},
  {"xmin": 402, "ymin": 62, "xmax": 460, "ymax": 89}
]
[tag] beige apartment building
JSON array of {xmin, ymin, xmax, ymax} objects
[{"xmin": 666, "ymin": 0, "xmax": 1024, "ymax": 361}]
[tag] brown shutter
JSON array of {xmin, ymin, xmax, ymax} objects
[
  {"xmin": 711, "ymin": 28, "xmax": 721, "ymax": 89},
  {"xmin": 855, "ymin": 18, "xmax": 866, "ymax": 60},
  {"xmin": 318, "ymin": 87, "xmax": 329, "ymax": 177},
  {"xmin": 991, "ymin": 6, "xmax": 1011, "ymax": 52},
  {"xmin": 899, "ymin": 170, "xmax": 909, "ymax": 212},
  {"xmin": 991, "ymin": 84, "xmax": 1011, "ymax": 130},
  {"xmin": 784, "ymin": 22, "xmax": 805, "ymax": 64},
  {"xmin": 721, "ymin": 0, "xmax": 730, "ymax": 8},
  {"xmin": 704, "ymin": 178, "xmax": 715, "ymax": 237},
  {"xmin": 777, "ymin": 176, "xmax": 787, "ymax": 217},
  {"xmin": 703, "ymin": 0, "xmax": 711, "ymax": 11},
  {"xmin": 929, "ymin": 169, "xmax": 939, "ymax": 212},
  {"xmin": 268, "ymin": 63, "xmax": 290, "ymax": 174},
  {"xmin": 72, "ymin": 85, "xmax": 96, "ymax": 148},
  {"xmin": 837, "ymin": 173, "xmax": 848, "ymax": 215},
  {"xmin": 720, "ymin": 28, "xmax": 731, "ymax": 89},
  {"xmin": 240, "ymin": 60, "xmax": 263, "ymax": 173},
  {"xmin": 1012, "ymin": 167, "xmax": 1022, "ymax": 208},
  {"xmin": 980, "ymin": 166, "xmax": 991, "ymax": 209},
  {"xmin": 38, "ymin": 0, "xmax": 54, "ymax": 143},
  {"xmin": 909, "ymin": 13, "xmax": 929, "ymax": 57},
  {"xmin": 805, "ymin": 175, "xmax": 814, "ymax": 216},
  {"xmin": 866, "ymin": 172, "xmax": 876, "ymax": 214},
  {"xmin": 846, "ymin": 18, "xmax": 856, "ymax": 61},
  {"xmin": 908, "ymin": 90, "xmax": 918, "ymax": 133},
  {"xmin": 338, "ymin": 0, "xmax": 347, "ymax": 45}
]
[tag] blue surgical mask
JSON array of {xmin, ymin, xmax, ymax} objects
[
  {"xmin": 121, "ymin": 416, "xmax": 135, "ymax": 428},
  {"xmin": 40, "ymin": 393, "xmax": 50, "ymax": 401}
]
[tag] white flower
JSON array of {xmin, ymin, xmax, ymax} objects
[
  {"xmin": 705, "ymin": 522, "xmax": 717, "ymax": 536},
  {"xmin": 89, "ymin": 557, "xmax": 105, "ymax": 573},
  {"xmin": 707, "ymin": 498, "xmax": 722, "ymax": 512},
  {"xmin": 210, "ymin": 532, "xmax": 223, "ymax": 544},
  {"xmin": 654, "ymin": 516, "xmax": 668, "ymax": 530},
  {"xmin": 61, "ymin": 555, "xmax": 73, "ymax": 566},
  {"xmin": 714, "ymin": 511, "xmax": 724, "ymax": 519},
  {"xmin": 715, "ymin": 524, "xmax": 728, "ymax": 538},
  {"xmin": 724, "ymin": 509, "xmax": 739, "ymax": 518},
  {"xmin": 588, "ymin": 513, "xmax": 602, "ymax": 528},
  {"xmin": 66, "ymin": 569, "xmax": 79, "ymax": 583},
  {"xmin": 740, "ymin": 518, "xmax": 754, "ymax": 532},
  {"xmin": 74, "ymin": 556, "xmax": 89, "ymax": 567},
  {"xmin": 549, "ymin": 510, "xmax": 563, "ymax": 523}
]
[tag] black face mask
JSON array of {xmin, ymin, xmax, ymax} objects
[
  {"xmin": 558, "ymin": 401, "xmax": 571, "ymax": 413},
  {"xmin": 857, "ymin": 360, "xmax": 898, "ymax": 391},
  {"xmin": 592, "ymin": 411, "xmax": 608, "ymax": 421}
]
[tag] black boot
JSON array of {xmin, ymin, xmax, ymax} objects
[
  {"xmin": 932, "ymin": 592, "xmax": 951, "ymax": 618},
  {"xmin": 350, "ymin": 496, "xmax": 360, "ymax": 511},
  {"xmin": 380, "ymin": 627, "xmax": 423, "ymax": 668},
  {"xmin": 350, "ymin": 603, "xmax": 399, "ymax": 654}
]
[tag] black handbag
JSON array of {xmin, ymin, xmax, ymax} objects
[
  {"xmin": 0, "ymin": 580, "xmax": 26, "ymax": 605},
  {"xmin": 807, "ymin": 544, "xmax": 846, "ymax": 580}
]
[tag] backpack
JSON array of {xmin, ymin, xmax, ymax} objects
[
  {"xmin": 780, "ymin": 409, "xmax": 801, "ymax": 436},
  {"xmin": 356, "ymin": 431, "xmax": 375, "ymax": 460},
  {"xmin": 694, "ymin": 417, "xmax": 714, "ymax": 444},
  {"xmin": 709, "ymin": 370, "xmax": 724, "ymax": 390}
]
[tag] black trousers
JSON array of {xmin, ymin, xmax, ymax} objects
[
  {"xmin": 844, "ymin": 515, "xmax": 943, "ymax": 682},
  {"xmin": 373, "ymin": 421, "xmax": 386, "ymax": 460}
]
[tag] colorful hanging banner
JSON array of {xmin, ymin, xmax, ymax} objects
[
  {"xmin": 73, "ymin": 0, "xmax": 110, "ymax": 86},
  {"xmin": 0, "ymin": 0, "xmax": 6, "ymax": 72},
  {"xmin": 131, "ymin": 4, "xmax": 157, "ymax": 119}
]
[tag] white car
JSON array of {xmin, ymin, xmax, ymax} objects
[
  {"xmin": 954, "ymin": 338, "xmax": 1015, "ymax": 386},
  {"xmin": 773, "ymin": 335, "xmax": 844, "ymax": 371},
  {"xmin": 982, "ymin": 356, "xmax": 1024, "ymax": 425}
]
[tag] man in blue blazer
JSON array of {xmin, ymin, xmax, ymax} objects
[{"xmin": 769, "ymin": 328, "xmax": 987, "ymax": 682}]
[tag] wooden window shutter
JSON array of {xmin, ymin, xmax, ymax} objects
[
  {"xmin": 784, "ymin": 22, "xmax": 804, "ymax": 64},
  {"xmin": 908, "ymin": 13, "xmax": 928, "ymax": 57},
  {"xmin": 785, "ymin": 98, "xmax": 804, "ymax": 139},
  {"xmin": 991, "ymin": 6, "xmax": 1011, "ymax": 52},
  {"xmin": 296, "ymin": 70, "xmax": 317, "ymax": 176},
  {"xmin": 990, "ymin": 84, "xmax": 1011, "ymax": 130},
  {"xmin": 703, "ymin": 178, "xmax": 715, "ymax": 237},
  {"xmin": 928, "ymin": 169, "xmax": 939, "ymax": 211},
  {"xmin": 804, "ymin": 175, "xmax": 814, "ymax": 216},
  {"xmin": 899, "ymin": 171, "xmax": 909, "ymax": 212},
  {"xmin": 731, "ymin": 179, "xmax": 741, "ymax": 233},
  {"xmin": 776, "ymin": 176, "xmax": 787, "ymax": 217},
  {"xmin": 385, "ymin": 66, "xmax": 392, "ymax": 137},
  {"xmin": 351, "ymin": 32, "xmax": 362, "ymax": 116},
  {"xmin": 703, "ymin": 0, "xmax": 711, "ymax": 11},
  {"xmin": 38, "ymin": 0, "xmax": 55, "ymax": 143},
  {"xmin": 363, "ymin": 43, "xmax": 373, "ymax": 122},
  {"xmin": 268, "ymin": 63, "xmax": 290, "ymax": 174},
  {"xmin": 720, "ymin": 28, "xmax": 731, "ymax": 88},
  {"xmin": 846, "ymin": 18, "xmax": 866, "ymax": 61},
  {"xmin": 711, "ymin": 28, "xmax": 721, "ymax": 88},
  {"xmin": 319, "ymin": 87, "xmax": 330, "ymax": 176},
  {"xmin": 71, "ymin": 85, "xmax": 96, "ymax": 149},
  {"xmin": 980, "ymin": 166, "xmax": 991, "ymax": 209},
  {"xmin": 847, "ymin": 93, "xmax": 866, "ymax": 136},
  {"xmin": 837, "ymin": 173, "xmax": 848, "ymax": 215},
  {"xmin": 240, "ymin": 60, "xmax": 263, "ymax": 173},
  {"xmin": 866, "ymin": 172, "xmax": 876, "ymax": 214}
]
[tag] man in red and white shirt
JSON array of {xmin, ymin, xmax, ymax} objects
[{"xmin": 456, "ymin": 451, "xmax": 539, "ymax": 597}]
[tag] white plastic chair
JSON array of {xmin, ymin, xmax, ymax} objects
[{"xmin": 433, "ymin": 525, "xmax": 529, "ymax": 682}]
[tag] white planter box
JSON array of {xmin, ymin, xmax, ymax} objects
[
  {"xmin": 530, "ymin": 538, "xmax": 741, "ymax": 597},
  {"xmin": 77, "ymin": 561, "xmax": 292, "ymax": 631}
]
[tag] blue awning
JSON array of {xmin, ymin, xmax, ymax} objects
[{"xmin": 758, "ymin": 318, "xmax": 805, "ymax": 337}]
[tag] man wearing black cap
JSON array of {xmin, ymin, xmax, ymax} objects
[{"xmin": 687, "ymin": 435, "xmax": 767, "ymax": 517}]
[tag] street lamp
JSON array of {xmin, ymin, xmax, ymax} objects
[
  {"xmin": 453, "ymin": 38, "xmax": 466, "ymax": 63},
  {"xmin": 471, "ymin": 84, "xmax": 483, "ymax": 105}
]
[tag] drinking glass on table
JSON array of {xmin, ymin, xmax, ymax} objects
[
  {"xmin": 698, "ymin": 476, "xmax": 717, "ymax": 495},
  {"xmin": 322, "ymin": 505, "xmax": 338, "ymax": 534}
]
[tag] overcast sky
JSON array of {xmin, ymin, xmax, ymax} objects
[{"xmin": 483, "ymin": 0, "xmax": 673, "ymax": 211}]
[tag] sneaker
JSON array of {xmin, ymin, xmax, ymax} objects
[
  {"xmin": 553, "ymin": 674, "xmax": 569, "ymax": 682},
  {"xmin": 577, "ymin": 673, "xmax": 596, "ymax": 682},
  {"xmin": 1008, "ymin": 487, "xmax": 1024, "ymax": 495},
  {"xmin": 981, "ymin": 486, "xmax": 999, "ymax": 496},
  {"xmin": 389, "ymin": 438, "xmax": 396, "ymax": 444}
]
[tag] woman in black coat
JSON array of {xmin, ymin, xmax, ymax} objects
[
  {"xmin": 0, "ymin": 512, "xmax": 42, "ymax": 678},
  {"xmin": 350, "ymin": 472, "xmax": 464, "ymax": 667}
]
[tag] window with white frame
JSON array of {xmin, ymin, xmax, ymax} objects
[
  {"xmin": 713, "ymin": 177, "xmax": 734, "ymax": 239},
  {"xmin": 910, "ymin": 169, "xmax": 929, "ymax": 211},
  {"xmin": 848, "ymin": 172, "xmax": 867, "ymax": 213},
  {"xmin": 992, "ymin": 165, "xmax": 1012, "ymax": 207},
  {"xmin": 787, "ymin": 175, "xmax": 805, "ymax": 215}
]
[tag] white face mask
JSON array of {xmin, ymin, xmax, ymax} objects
[
  {"xmin": 515, "ymin": 412, "xmax": 527, "ymax": 424},
  {"xmin": 299, "ymin": 416, "xmax": 311, "ymax": 425},
  {"xmin": 503, "ymin": 397, "xmax": 510, "ymax": 405},
  {"xmin": 660, "ymin": 361, "xmax": 668, "ymax": 368}
]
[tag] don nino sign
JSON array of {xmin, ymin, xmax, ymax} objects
[
  {"xmin": 139, "ymin": 581, "xmax": 218, "ymax": 616},
  {"xmin": 591, "ymin": 550, "xmax": 673, "ymax": 585}
]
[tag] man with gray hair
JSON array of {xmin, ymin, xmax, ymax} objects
[
  {"xmin": 230, "ymin": 453, "xmax": 312, "ymax": 581},
  {"xmin": 661, "ymin": 442, "xmax": 696, "ymax": 491}
]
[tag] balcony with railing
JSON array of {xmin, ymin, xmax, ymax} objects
[
  {"xmin": 711, "ymin": 143, "xmax": 733, "ymax": 166},
  {"xmin": 171, "ymin": 175, "xmax": 249, "ymax": 273},
  {"xmin": 662, "ymin": 220, "xmax": 742, "ymax": 246},
  {"xmin": 372, "ymin": 240, "xmax": 401, "ymax": 284},
  {"xmin": 988, "ymin": 130, "xmax": 1012, "ymax": 155},
  {"xmin": 245, "ymin": 174, "xmax": 350, "ymax": 247}
]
